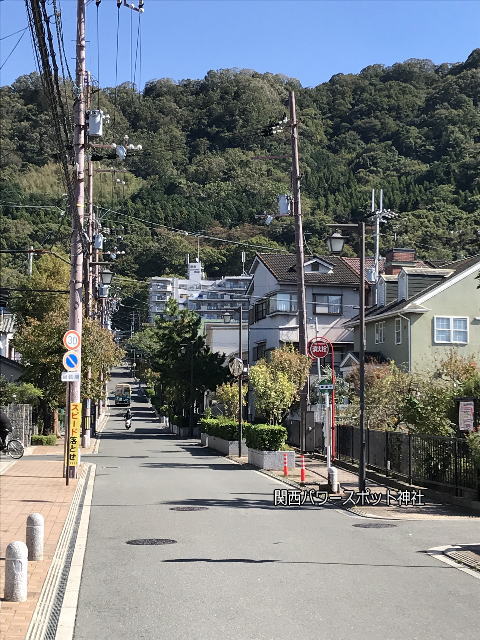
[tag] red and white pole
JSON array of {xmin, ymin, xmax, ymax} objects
[
  {"xmin": 300, "ymin": 454, "xmax": 306, "ymax": 484},
  {"xmin": 283, "ymin": 452, "xmax": 288, "ymax": 477}
]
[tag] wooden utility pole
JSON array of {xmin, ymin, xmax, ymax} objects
[
  {"xmin": 289, "ymin": 91, "xmax": 308, "ymax": 453},
  {"xmin": 66, "ymin": 0, "xmax": 86, "ymax": 483}
]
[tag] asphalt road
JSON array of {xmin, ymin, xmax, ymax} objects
[{"xmin": 75, "ymin": 368, "xmax": 480, "ymax": 640}]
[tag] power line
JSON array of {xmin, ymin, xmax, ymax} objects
[
  {"xmin": 0, "ymin": 26, "xmax": 28, "ymax": 40},
  {"xmin": 0, "ymin": 29, "xmax": 27, "ymax": 71},
  {"xmin": 96, "ymin": 205, "xmax": 289, "ymax": 252}
]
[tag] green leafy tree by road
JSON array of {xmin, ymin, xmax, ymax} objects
[
  {"xmin": 13, "ymin": 311, "xmax": 123, "ymax": 433},
  {"xmin": 10, "ymin": 252, "xmax": 70, "ymax": 323},
  {"xmin": 214, "ymin": 382, "xmax": 247, "ymax": 420},
  {"xmin": 129, "ymin": 299, "xmax": 228, "ymax": 425},
  {"xmin": 249, "ymin": 346, "xmax": 310, "ymax": 424}
]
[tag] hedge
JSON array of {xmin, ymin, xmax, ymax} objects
[
  {"xmin": 200, "ymin": 418, "xmax": 252, "ymax": 441},
  {"xmin": 244, "ymin": 424, "xmax": 287, "ymax": 452},
  {"xmin": 31, "ymin": 434, "xmax": 57, "ymax": 446}
]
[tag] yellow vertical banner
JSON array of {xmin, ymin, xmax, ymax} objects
[{"xmin": 68, "ymin": 402, "xmax": 82, "ymax": 467}]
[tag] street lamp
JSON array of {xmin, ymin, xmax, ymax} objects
[
  {"xmin": 223, "ymin": 306, "xmax": 244, "ymax": 457},
  {"xmin": 99, "ymin": 268, "xmax": 113, "ymax": 285},
  {"xmin": 326, "ymin": 231, "xmax": 347, "ymax": 255},
  {"xmin": 327, "ymin": 223, "xmax": 367, "ymax": 492}
]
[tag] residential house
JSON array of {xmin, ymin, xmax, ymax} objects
[
  {"xmin": 247, "ymin": 253, "xmax": 365, "ymax": 369},
  {"xmin": 345, "ymin": 253, "xmax": 480, "ymax": 372}
]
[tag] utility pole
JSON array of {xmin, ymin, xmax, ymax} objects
[
  {"xmin": 289, "ymin": 90, "xmax": 308, "ymax": 453},
  {"xmin": 66, "ymin": 0, "xmax": 86, "ymax": 483},
  {"xmin": 358, "ymin": 221, "xmax": 366, "ymax": 492},
  {"xmin": 238, "ymin": 305, "xmax": 243, "ymax": 457},
  {"xmin": 82, "ymin": 69, "xmax": 94, "ymax": 447}
]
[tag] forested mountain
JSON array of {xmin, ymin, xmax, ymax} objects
[{"xmin": 1, "ymin": 50, "xmax": 480, "ymax": 301}]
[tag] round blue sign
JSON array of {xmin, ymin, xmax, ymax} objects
[{"xmin": 63, "ymin": 351, "xmax": 79, "ymax": 370}]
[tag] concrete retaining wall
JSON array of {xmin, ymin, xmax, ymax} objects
[
  {"xmin": 248, "ymin": 449, "xmax": 295, "ymax": 470},
  {"xmin": 207, "ymin": 435, "xmax": 247, "ymax": 457}
]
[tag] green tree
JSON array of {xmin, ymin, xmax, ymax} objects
[
  {"xmin": 214, "ymin": 382, "xmax": 247, "ymax": 420},
  {"xmin": 0, "ymin": 377, "xmax": 43, "ymax": 405},
  {"xmin": 10, "ymin": 252, "xmax": 70, "ymax": 323},
  {"xmin": 12, "ymin": 312, "xmax": 123, "ymax": 433},
  {"xmin": 249, "ymin": 346, "xmax": 310, "ymax": 424},
  {"xmin": 129, "ymin": 299, "xmax": 228, "ymax": 425}
]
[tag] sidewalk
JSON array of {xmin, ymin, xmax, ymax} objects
[
  {"xmin": 230, "ymin": 451, "xmax": 479, "ymax": 521},
  {"xmin": 0, "ymin": 424, "xmax": 102, "ymax": 640},
  {"xmin": 0, "ymin": 459, "xmax": 79, "ymax": 639}
]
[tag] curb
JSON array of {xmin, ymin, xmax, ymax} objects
[
  {"xmin": 25, "ymin": 463, "xmax": 95, "ymax": 640},
  {"xmin": 91, "ymin": 410, "xmax": 109, "ymax": 455},
  {"xmin": 427, "ymin": 544, "xmax": 480, "ymax": 581},
  {"xmin": 55, "ymin": 464, "xmax": 96, "ymax": 639}
]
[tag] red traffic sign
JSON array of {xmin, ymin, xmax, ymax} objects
[
  {"xmin": 63, "ymin": 330, "xmax": 81, "ymax": 350},
  {"xmin": 308, "ymin": 338, "xmax": 330, "ymax": 359}
]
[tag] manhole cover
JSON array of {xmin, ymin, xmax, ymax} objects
[
  {"xmin": 126, "ymin": 538, "xmax": 177, "ymax": 545},
  {"xmin": 353, "ymin": 522, "xmax": 397, "ymax": 529},
  {"xmin": 170, "ymin": 506, "xmax": 208, "ymax": 511}
]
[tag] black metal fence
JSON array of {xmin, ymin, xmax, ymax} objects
[{"xmin": 336, "ymin": 425, "xmax": 479, "ymax": 496}]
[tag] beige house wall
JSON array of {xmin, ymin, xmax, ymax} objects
[{"xmin": 410, "ymin": 269, "xmax": 480, "ymax": 372}]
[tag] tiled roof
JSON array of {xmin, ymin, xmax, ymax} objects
[
  {"xmin": 342, "ymin": 257, "xmax": 384, "ymax": 280},
  {"xmin": 255, "ymin": 253, "xmax": 362, "ymax": 286}
]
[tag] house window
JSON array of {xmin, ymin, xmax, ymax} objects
[
  {"xmin": 269, "ymin": 293, "xmax": 297, "ymax": 313},
  {"xmin": 395, "ymin": 318, "xmax": 402, "ymax": 345},
  {"xmin": 310, "ymin": 262, "xmax": 320, "ymax": 271},
  {"xmin": 254, "ymin": 299, "xmax": 268, "ymax": 322},
  {"xmin": 253, "ymin": 342, "xmax": 267, "ymax": 361},
  {"xmin": 314, "ymin": 294, "xmax": 342, "ymax": 315},
  {"xmin": 375, "ymin": 321, "xmax": 385, "ymax": 344},
  {"xmin": 434, "ymin": 316, "xmax": 468, "ymax": 344}
]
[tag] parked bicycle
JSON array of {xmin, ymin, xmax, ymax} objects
[
  {"xmin": 0, "ymin": 409, "xmax": 25, "ymax": 459},
  {"xmin": 0, "ymin": 436, "xmax": 25, "ymax": 459}
]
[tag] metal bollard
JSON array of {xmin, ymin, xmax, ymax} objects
[
  {"xmin": 4, "ymin": 541, "xmax": 28, "ymax": 602},
  {"xmin": 26, "ymin": 513, "xmax": 44, "ymax": 561},
  {"xmin": 328, "ymin": 467, "xmax": 339, "ymax": 493}
]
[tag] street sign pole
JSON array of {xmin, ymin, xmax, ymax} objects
[{"xmin": 308, "ymin": 335, "xmax": 336, "ymax": 463}]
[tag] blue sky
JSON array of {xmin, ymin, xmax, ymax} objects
[{"xmin": 1, "ymin": 1, "xmax": 479, "ymax": 88}]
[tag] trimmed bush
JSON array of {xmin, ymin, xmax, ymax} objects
[
  {"xmin": 31, "ymin": 434, "xmax": 57, "ymax": 446},
  {"xmin": 244, "ymin": 424, "xmax": 287, "ymax": 452},
  {"xmin": 200, "ymin": 418, "xmax": 251, "ymax": 441}
]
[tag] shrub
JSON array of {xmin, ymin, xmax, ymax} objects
[
  {"xmin": 466, "ymin": 432, "xmax": 480, "ymax": 466},
  {"xmin": 31, "ymin": 434, "xmax": 57, "ymax": 446},
  {"xmin": 199, "ymin": 418, "xmax": 251, "ymax": 441},
  {"xmin": 245, "ymin": 424, "xmax": 287, "ymax": 451}
]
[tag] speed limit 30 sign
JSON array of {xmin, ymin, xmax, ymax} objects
[{"xmin": 63, "ymin": 330, "xmax": 81, "ymax": 350}]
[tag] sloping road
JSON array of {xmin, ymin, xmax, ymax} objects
[{"xmin": 75, "ymin": 368, "xmax": 479, "ymax": 640}]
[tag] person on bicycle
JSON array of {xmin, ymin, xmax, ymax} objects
[
  {"xmin": 124, "ymin": 408, "xmax": 132, "ymax": 421},
  {"xmin": 0, "ymin": 410, "xmax": 13, "ymax": 450}
]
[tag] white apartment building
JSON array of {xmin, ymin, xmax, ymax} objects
[{"xmin": 148, "ymin": 259, "xmax": 251, "ymax": 323}]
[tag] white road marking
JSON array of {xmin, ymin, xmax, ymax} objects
[{"xmin": 427, "ymin": 544, "xmax": 480, "ymax": 581}]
